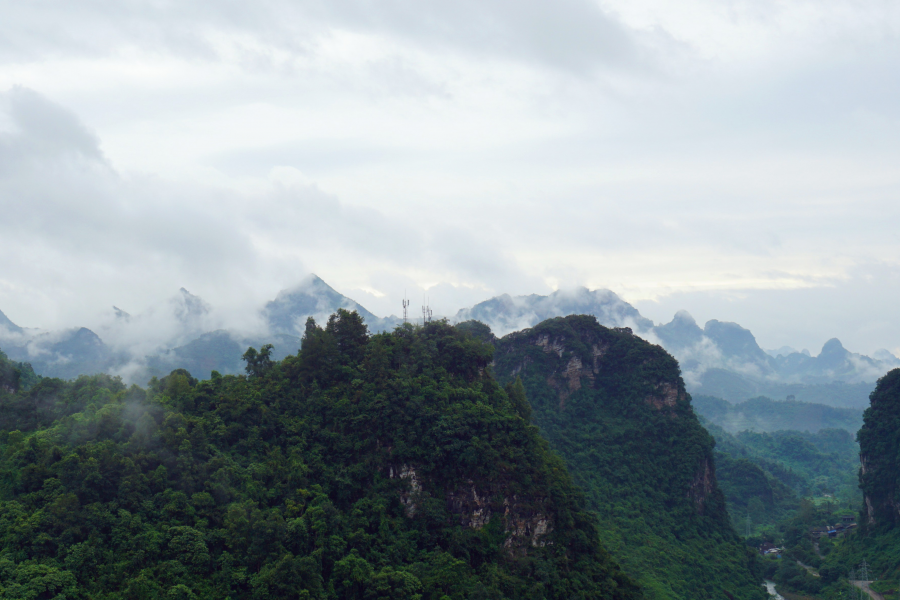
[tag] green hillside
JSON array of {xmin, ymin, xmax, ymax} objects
[
  {"xmin": 693, "ymin": 395, "xmax": 863, "ymax": 434},
  {"xmin": 0, "ymin": 312, "xmax": 639, "ymax": 599},
  {"xmin": 820, "ymin": 368, "xmax": 900, "ymax": 586},
  {"xmin": 0, "ymin": 349, "xmax": 39, "ymax": 395},
  {"xmin": 490, "ymin": 316, "xmax": 765, "ymax": 600},
  {"xmin": 703, "ymin": 419, "xmax": 860, "ymax": 534}
]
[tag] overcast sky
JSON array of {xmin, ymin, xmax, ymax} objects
[{"xmin": 1, "ymin": 0, "xmax": 899, "ymax": 355}]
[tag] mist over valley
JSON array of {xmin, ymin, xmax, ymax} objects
[
  {"xmin": 2, "ymin": 1, "xmax": 900, "ymax": 598},
  {"xmin": 1, "ymin": 275, "xmax": 893, "ymax": 412}
]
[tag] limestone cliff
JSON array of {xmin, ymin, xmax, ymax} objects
[
  {"xmin": 488, "ymin": 315, "xmax": 765, "ymax": 600},
  {"xmin": 858, "ymin": 368, "xmax": 900, "ymax": 526}
]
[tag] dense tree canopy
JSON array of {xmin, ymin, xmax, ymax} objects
[
  {"xmin": 0, "ymin": 311, "xmax": 640, "ymax": 599},
  {"xmin": 491, "ymin": 316, "xmax": 766, "ymax": 600}
]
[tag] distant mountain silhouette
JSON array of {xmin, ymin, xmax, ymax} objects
[
  {"xmin": 263, "ymin": 274, "xmax": 400, "ymax": 335},
  {"xmin": 453, "ymin": 287, "xmax": 653, "ymax": 336},
  {"xmin": 0, "ymin": 327, "xmax": 114, "ymax": 380},
  {"xmin": 1, "ymin": 275, "xmax": 896, "ymax": 402},
  {"xmin": 0, "ymin": 309, "xmax": 23, "ymax": 334},
  {"xmin": 449, "ymin": 288, "xmax": 899, "ymax": 404}
]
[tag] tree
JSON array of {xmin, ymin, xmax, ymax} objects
[
  {"xmin": 325, "ymin": 309, "xmax": 369, "ymax": 366},
  {"xmin": 243, "ymin": 344, "xmax": 274, "ymax": 378}
]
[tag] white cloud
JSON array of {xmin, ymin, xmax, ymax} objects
[{"xmin": 0, "ymin": 1, "xmax": 899, "ymax": 357}]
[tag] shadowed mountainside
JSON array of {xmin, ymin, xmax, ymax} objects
[{"xmin": 488, "ymin": 315, "xmax": 766, "ymax": 600}]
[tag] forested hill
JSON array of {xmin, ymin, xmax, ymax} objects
[
  {"xmin": 0, "ymin": 312, "xmax": 640, "ymax": 599},
  {"xmin": 817, "ymin": 368, "xmax": 900, "ymax": 586},
  {"xmin": 0, "ymin": 349, "xmax": 38, "ymax": 394},
  {"xmin": 489, "ymin": 316, "xmax": 766, "ymax": 600},
  {"xmin": 858, "ymin": 368, "xmax": 900, "ymax": 528}
]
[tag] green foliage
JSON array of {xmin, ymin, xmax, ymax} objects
[
  {"xmin": 773, "ymin": 557, "xmax": 823, "ymax": 595},
  {"xmin": 0, "ymin": 320, "xmax": 640, "ymax": 599},
  {"xmin": 817, "ymin": 369, "xmax": 900, "ymax": 586},
  {"xmin": 704, "ymin": 418, "xmax": 861, "ymax": 536},
  {"xmin": 0, "ymin": 350, "xmax": 39, "ymax": 396},
  {"xmin": 241, "ymin": 344, "xmax": 274, "ymax": 378},
  {"xmin": 732, "ymin": 429, "xmax": 859, "ymax": 498},
  {"xmin": 858, "ymin": 368, "xmax": 900, "ymax": 526},
  {"xmin": 692, "ymin": 395, "xmax": 863, "ymax": 434},
  {"xmin": 490, "ymin": 316, "xmax": 765, "ymax": 600}
]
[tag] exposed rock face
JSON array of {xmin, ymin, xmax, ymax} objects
[
  {"xmin": 491, "ymin": 315, "xmax": 760, "ymax": 599},
  {"xmin": 389, "ymin": 464, "xmax": 422, "ymax": 516},
  {"xmin": 390, "ymin": 464, "xmax": 553, "ymax": 550},
  {"xmin": 496, "ymin": 317, "xmax": 716, "ymax": 513},
  {"xmin": 687, "ymin": 458, "xmax": 716, "ymax": 514},
  {"xmin": 645, "ymin": 382, "xmax": 683, "ymax": 411},
  {"xmin": 533, "ymin": 332, "xmax": 609, "ymax": 408},
  {"xmin": 447, "ymin": 484, "xmax": 553, "ymax": 549}
]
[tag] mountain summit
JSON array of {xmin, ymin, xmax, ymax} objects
[
  {"xmin": 263, "ymin": 274, "xmax": 380, "ymax": 336},
  {"xmin": 453, "ymin": 287, "xmax": 653, "ymax": 337},
  {"xmin": 263, "ymin": 274, "xmax": 399, "ymax": 335},
  {"xmin": 491, "ymin": 315, "xmax": 765, "ymax": 599}
]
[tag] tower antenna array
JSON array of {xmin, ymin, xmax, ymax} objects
[
  {"xmin": 402, "ymin": 292, "xmax": 410, "ymax": 323},
  {"xmin": 422, "ymin": 296, "xmax": 433, "ymax": 325}
]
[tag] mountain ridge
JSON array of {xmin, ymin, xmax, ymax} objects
[{"xmin": 1, "ymin": 276, "xmax": 895, "ymax": 401}]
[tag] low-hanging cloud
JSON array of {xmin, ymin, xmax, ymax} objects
[
  {"xmin": 0, "ymin": 87, "xmax": 530, "ymax": 334},
  {"xmin": 2, "ymin": 0, "xmax": 900, "ymax": 360}
]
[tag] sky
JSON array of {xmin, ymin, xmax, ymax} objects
[{"xmin": 1, "ymin": 0, "xmax": 899, "ymax": 356}]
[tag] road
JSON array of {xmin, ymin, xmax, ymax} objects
[
  {"xmin": 763, "ymin": 580, "xmax": 784, "ymax": 599},
  {"xmin": 852, "ymin": 580, "xmax": 885, "ymax": 600},
  {"xmin": 796, "ymin": 560, "xmax": 820, "ymax": 577}
]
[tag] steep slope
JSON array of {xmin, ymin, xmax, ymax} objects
[
  {"xmin": 490, "ymin": 316, "xmax": 765, "ymax": 600},
  {"xmin": 0, "ymin": 317, "xmax": 639, "ymax": 599},
  {"xmin": 819, "ymin": 368, "xmax": 900, "ymax": 585},
  {"xmin": 0, "ymin": 309, "xmax": 23, "ymax": 335},
  {"xmin": 858, "ymin": 368, "xmax": 900, "ymax": 527},
  {"xmin": 702, "ymin": 320, "xmax": 777, "ymax": 377},
  {"xmin": 263, "ymin": 274, "xmax": 401, "ymax": 335}
]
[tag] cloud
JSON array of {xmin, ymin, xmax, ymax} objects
[
  {"xmin": 0, "ymin": 0, "xmax": 637, "ymax": 74},
  {"xmin": 1, "ymin": 1, "xmax": 900, "ymax": 362},
  {"xmin": 0, "ymin": 87, "xmax": 531, "ymax": 333}
]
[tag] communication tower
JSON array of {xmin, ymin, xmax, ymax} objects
[
  {"xmin": 422, "ymin": 297, "xmax": 433, "ymax": 325},
  {"xmin": 402, "ymin": 293, "xmax": 410, "ymax": 323}
]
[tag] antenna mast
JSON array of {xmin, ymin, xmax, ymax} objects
[
  {"xmin": 422, "ymin": 296, "xmax": 432, "ymax": 325},
  {"xmin": 402, "ymin": 292, "xmax": 409, "ymax": 324}
]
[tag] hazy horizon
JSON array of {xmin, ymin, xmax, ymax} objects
[{"xmin": 2, "ymin": 0, "xmax": 899, "ymax": 356}]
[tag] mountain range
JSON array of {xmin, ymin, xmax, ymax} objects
[{"xmin": 0, "ymin": 274, "xmax": 896, "ymax": 407}]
